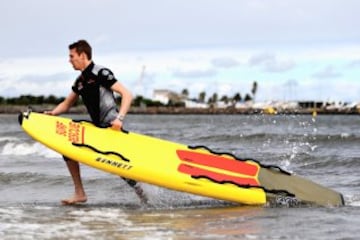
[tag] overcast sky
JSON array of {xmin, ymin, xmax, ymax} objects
[{"xmin": 1, "ymin": 0, "xmax": 359, "ymax": 102}]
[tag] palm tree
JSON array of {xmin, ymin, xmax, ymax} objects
[
  {"xmin": 209, "ymin": 93, "xmax": 218, "ymax": 104},
  {"xmin": 220, "ymin": 95, "xmax": 229, "ymax": 104},
  {"xmin": 251, "ymin": 81, "xmax": 258, "ymax": 101},
  {"xmin": 198, "ymin": 91, "xmax": 206, "ymax": 103},
  {"xmin": 232, "ymin": 92, "xmax": 242, "ymax": 103},
  {"xmin": 181, "ymin": 89, "xmax": 189, "ymax": 98},
  {"xmin": 244, "ymin": 93, "xmax": 253, "ymax": 102}
]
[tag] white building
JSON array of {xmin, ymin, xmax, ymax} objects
[
  {"xmin": 184, "ymin": 99, "xmax": 209, "ymax": 108},
  {"xmin": 153, "ymin": 89, "xmax": 182, "ymax": 105}
]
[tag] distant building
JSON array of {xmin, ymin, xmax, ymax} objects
[
  {"xmin": 153, "ymin": 89, "xmax": 183, "ymax": 105},
  {"xmin": 298, "ymin": 101, "xmax": 324, "ymax": 109},
  {"xmin": 214, "ymin": 101, "xmax": 231, "ymax": 109},
  {"xmin": 184, "ymin": 99, "xmax": 209, "ymax": 108}
]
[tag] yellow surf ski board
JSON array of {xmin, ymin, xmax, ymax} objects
[{"xmin": 18, "ymin": 111, "xmax": 344, "ymax": 206}]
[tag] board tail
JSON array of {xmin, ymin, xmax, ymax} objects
[
  {"xmin": 177, "ymin": 146, "xmax": 344, "ymax": 207},
  {"xmin": 258, "ymin": 168, "xmax": 344, "ymax": 206}
]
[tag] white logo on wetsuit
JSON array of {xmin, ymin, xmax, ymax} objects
[
  {"xmin": 102, "ymin": 69, "xmax": 114, "ymax": 81},
  {"xmin": 107, "ymin": 74, "xmax": 114, "ymax": 81},
  {"xmin": 77, "ymin": 82, "xmax": 83, "ymax": 91},
  {"xmin": 102, "ymin": 69, "xmax": 110, "ymax": 76},
  {"xmin": 87, "ymin": 79, "xmax": 95, "ymax": 84}
]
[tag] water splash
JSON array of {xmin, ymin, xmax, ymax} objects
[{"xmin": 1, "ymin": 142, "xmax": 58, "ymax": 158}]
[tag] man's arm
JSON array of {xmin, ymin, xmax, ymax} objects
[
  {"xmin": 110, "ymin": 81, "xmax": 133, "ymax": 130},
  {"xmin": 45, "ymin": 91, "xmax": 78, "ymax": 116}
]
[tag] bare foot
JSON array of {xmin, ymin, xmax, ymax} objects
[{"xmin": 61, "ymin": 195, "xmax": 87, "ymax": 205}]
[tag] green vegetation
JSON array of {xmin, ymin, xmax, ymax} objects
[
  {"xmin": 0, "ymin": 94, "xmax": 165, "ymax": 107},
  {"xmin": 0, "ymin": 81, "xmax": 258, "ymax": 107},
  {"xmin": 1, "ymin": 95, "xmax": 66, "ymax": 105},
  {"xmin": 130, "ymin": 96, "xmax": 165, "ymax": 107}
]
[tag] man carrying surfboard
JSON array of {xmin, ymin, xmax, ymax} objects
[{"xmin": 45, "ymin": 40, "xmax": 147, "ymax": 205}]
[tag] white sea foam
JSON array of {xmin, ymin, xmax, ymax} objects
[
  {"xmin": 0, "ymin": 207, "xmax": 24, "ymax": 217},
  {"xmin": 340, "ymin": 132, "xmax": 351, "ymax": 139},
  {"xmin": 0, "ymin": 206, "xmax": 173, "ymax": 240},
  {"xmin": 0, "ymin": 136, "xmax": 18, "ymax": 142},
  {"xmin": 69, "ymin": 208, "xmax": 133, "ymax": 225},
  {"xmin": 346, "ymin": 194, "xmax": 360, "ymax": 207},
  {"xmin": 1, "ymin": 142, "xmax": 58, "ymax": 158}
]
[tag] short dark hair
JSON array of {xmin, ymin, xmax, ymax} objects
[{"xmin": 69, "ymin": 40, "xmax": 92, "ymax": 60}]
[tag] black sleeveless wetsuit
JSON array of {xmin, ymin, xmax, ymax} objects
[
  {"xmin": 65, "ymin": 62, "xmax": 137, "ymax": 187},
  {"xmin": 71, "ymin": 61, "xmax": 118, "ymax": 126}
]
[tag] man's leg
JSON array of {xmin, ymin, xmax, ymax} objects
[
  {"xmin": 122, "ymin": 178, "xmax": 148, "ymax": 204},
  {"xmin": 61, "ymin": 156, "xmax": 87, "ymax": 205}
]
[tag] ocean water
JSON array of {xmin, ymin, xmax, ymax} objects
[{"xmin": 0, "ymin": 113, "xmax": 359, "ymax": 239}]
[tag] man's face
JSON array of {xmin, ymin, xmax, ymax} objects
[{"xmin": 69, "ymin": 49, "xmax": 86, "ymax": 70}]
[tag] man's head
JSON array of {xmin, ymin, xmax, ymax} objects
[{"xmin": 68, "ymin": 40, "xmax": 92, "ymax": 71}]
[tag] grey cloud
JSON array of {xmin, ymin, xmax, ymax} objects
[
  {"xmin": 0, "ymin": 87, "xmax": 20, "ymax": 97},
  {"xmin": 248, "ymin": 53, "xmax": 275, "ymax": 66},
  {"xmin": 264, "ymin": 60, "xmax": 296, "ymax": 72},
  {"xmin": 2, "ymin": 1, "xmax": 360, "ymax": 58},
  {"xmin": 173, "ymin": 69, "xmax": 217, "ymax": 78},
  {"xmin": 13, "ymin": 72, "xmax": 74, "ymax": 97},
  {"xmin": 249, "ymin": 53, "xmax": 295, "ymax": 72},
  {"xmin": 284, "ymin": 79, "xmax": 299, "ymax": 87},
  {"xmin": 211, "ymin": 57, "xmax": 239, "ymax": 68},
  {"xmin": 18, "ymin": 72, "xmax": 73, "ymax": 84},
  {"xmin": 347, "ymin": 59, "xmax": 360, "ymax": 68},
  {"xmin": 312, "ymin": 65, "xmax": 342, "ymax": 79}
]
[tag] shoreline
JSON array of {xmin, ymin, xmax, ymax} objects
[{"xmin": 1, "ymin": 104, "xmax": 359, "ymax": 115}]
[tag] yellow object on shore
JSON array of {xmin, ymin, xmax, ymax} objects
[
  {"xmin": 264, "ymin": 107, "xmax": 276, "ymax": 115},
  {"xmin": 18, "ymin": 111, "xmax": 344, "ymax": 206},
  {"xmin": 312, "ymin": 110, "xmax": 318, "ymax": 118}
]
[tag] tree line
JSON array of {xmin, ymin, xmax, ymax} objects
[
  {"xmin": 0, "ymin": 94, "xmax": 163, "ymax": 107},
  {"xmin": 181, "ymin": 81, "xmax": 258, "ymax": 104},
  {"xmin": 0, "ymin": 95, "xmax": 66, "ymax": 105},
  {"xmin": 0, "ymin": 81, "xmax": 258, "ymax": 107}
]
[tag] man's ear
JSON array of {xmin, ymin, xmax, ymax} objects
[{"xmin": 80, "ymin": 52, "xmax": 88, "ymax": 60}]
